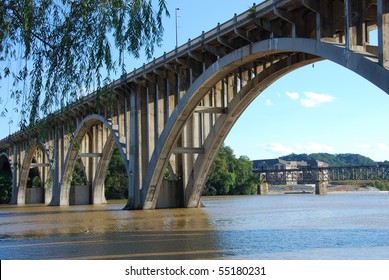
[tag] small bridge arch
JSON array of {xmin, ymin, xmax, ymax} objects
[
  {"xmin": 15, "ymin": 140, "xmax": 54, "ymax": 205},
  {"xmin": 54, "ymin": 114, "xmax": 131, "ymax": 206}
]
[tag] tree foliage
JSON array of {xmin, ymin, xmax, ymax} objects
[
  {"xmin": 0, "ymin": 170, "xmax": 12, "ymax": 203},
  {"xmin": 366, "ymin": 180, "xmax": 389, "ymax": 191},
  {"xmin": 71, "ymin": 156, "xmax": 87, "ymax": 186},
  {"xmin": 105, "ymin": 147, "xmax": 128, "ymax": 199},
  {"xmin": 203, "ymin": 145, "xmax": 260, "ymax": 196},
  {"xmin": 0, "ymin": 0, "xmax": 169, "ymax": 125},
  {"xmin": 280, "ymin": 153, "xmax": 375, "ymax": 166}
]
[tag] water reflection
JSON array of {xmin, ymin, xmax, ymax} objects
[
  {"xmin": 0, "ymin": 201, "xmax": 225, "ymax": 259},
  {"xmin": 1, "ymin": 192, "xmax": 389, "ymax": 259}
]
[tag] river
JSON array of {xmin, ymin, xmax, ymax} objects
[{"xmin": 1, "ymin": 192, "xmax": 389, "ymax": 260}]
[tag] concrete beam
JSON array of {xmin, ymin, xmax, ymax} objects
[
  {"xmin": 300, "ymin": 0, "xmax": 319, "ymax": 13},
  {"xmin": 172, "ymin": 147, "xmax": 204, "ymax": 154},
  {"xmin": 188, "ymin": 51, "xmax": 203, "ymax": 63},
  {"xmin": 30, "ymin": 163, "xmax": 51, "ymax": 168},
  {"xmin": 218, "ymin": 36, "xmax": 235, "ymax": 50},
  {"xmin": 80, "ymin": 153, "xmax": 102, "ymax": 158},
  {"xmin": 378, "ymin": 0, "xmax": 389, "ymax": 68},
  {"xmin": 194, "ymin": 106, "xmax": 228, "ymax": 114},
  {"xmin": 203, "ymin": 44, "xmax": 224, "ymax": 57}
]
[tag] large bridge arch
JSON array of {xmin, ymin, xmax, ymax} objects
[
  {"xmin": 54, "ymin": 114, "xmax": 130, "ymax": 206},
  {"xmin": 142, "ymin": 38, "xmax": 389, "ymax": 209},
  {"xmin": 16, "ymin": 141, "xmax": 54, "ymax": 205}
]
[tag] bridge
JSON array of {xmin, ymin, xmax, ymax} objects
[
  {"xmin": 0, "ymin": 0, "xmax": 389, "ymax": 209},
  {"xmin": 256, "ymin": 164, "xmax": 389, "ymax": 194}
]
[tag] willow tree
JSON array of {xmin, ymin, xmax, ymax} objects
[{"xmin": 0, "ymin": 0, "xmax": 169, "ymax": 126}]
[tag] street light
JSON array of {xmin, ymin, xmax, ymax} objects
[{"xmin": 175, "ymin": 8, "xmax": 180, "ymax": 47}]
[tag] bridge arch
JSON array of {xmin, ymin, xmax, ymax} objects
[
  {"xmin": 55, "ymin": 114, "xmax": 130, "ymax": 206},
  {"xmin": 17, "ymin": 141, "xmax": 54, "ymax": 205},
  {"xmin": 142, "ymin": 38, "xmax": 389, "ymax": 209}
]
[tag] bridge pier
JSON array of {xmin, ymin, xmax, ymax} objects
[
  {"xmin": 258, "ymin": 182, "xmax": 269, "ymax": 195},
  {"xmin": 315, "ymin": 181, "xmax": 328, "ymax": 195}
]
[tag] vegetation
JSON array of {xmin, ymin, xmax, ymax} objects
[
  {"xmin": 0, "ymin": 170, "xmax": 12, "ymax": 203},
  {"xmin": 366, "ymin": 180, "xmax": 389, "ymax": 191},
  {"xmin": 0, "ymin": 0, "xmax": 169, "ymax": 126},
  {"xmin": 280, "ymin": 153, "xmax": 376, "ymax": 166},
  {"xmin": 203, "ymin": 145, "xmax": 260, "ymax": 196},
  {"xmin": 27, "ymin": 166, "xmax": 41, "ymax": 188},
  {"xmin": 71, "ymin": 157, "xmax": 87, "ymax": 186},
  {"xmin": 104, "ymin": 148, "xmax": 128, "ymax": 199}
]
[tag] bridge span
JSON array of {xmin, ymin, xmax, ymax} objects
[
  {"xmin": 1, "ymin": 0, "xmax": 389, "ymax": 209},
  {"xmin": 256, "ymin": 164, "xmax": 389, "ymax": 195}
]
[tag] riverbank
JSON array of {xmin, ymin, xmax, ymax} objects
[{"xmin": 267, "ymin": 184, "xmax": 380, "ymax": 194}]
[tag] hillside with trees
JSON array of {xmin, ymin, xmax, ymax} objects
[{"xmin": 280, "ymin": 153, "xmax": 376, "ymax": 166}]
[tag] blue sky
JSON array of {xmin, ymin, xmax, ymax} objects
[{"xmin": 1, "ymin": 0, "xmax": 389, "ymax": 162}]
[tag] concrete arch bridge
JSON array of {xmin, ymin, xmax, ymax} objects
[{"xmin": 0, "ymin": 0, "xmax": 389, "ymax": 209}]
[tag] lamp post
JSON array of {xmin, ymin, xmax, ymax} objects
[{"xmin": 175, "ymin": 8, "xmax": 180, "ymax": 47}]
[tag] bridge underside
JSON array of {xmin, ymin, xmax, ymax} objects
[{"xmin": 1, "ymin": 0, "xmax": 389, "ymax": 209}]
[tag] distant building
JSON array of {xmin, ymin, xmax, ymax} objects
[{"xmin": 252, "ymin": 158, "xmax": 329, "ymax": 185}]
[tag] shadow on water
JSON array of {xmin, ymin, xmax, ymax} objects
[{"xmin": 2, "ymin": 228, "xmax": 389, "ymax": 260}]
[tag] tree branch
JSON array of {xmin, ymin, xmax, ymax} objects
[{"xmin": 9, "ymin": 4, "xmax": 55, "ymax": 50}]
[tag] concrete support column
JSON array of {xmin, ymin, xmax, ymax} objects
[
  {"xmin": 378, "ymin": 0, "xmax": 389, "ymax": 68},
  {"xmin": 315, "ymin": 181, "xmax": 328, "ymax": 195},
  {"xmin": 345, "ymin": 0, "xmax": 366, "ymax": 51},
  {"xmin": 258, "ymin": 182, "xmax": 269, "ymax": 195},
  {"xmin": 127, "ymin": 87, "xmax": 141, "ymax": 209},
  {"xmin": 49, "ymin": 127, "xmax": 60, "ymax": 205},
  {"xmin": 10, "ymin": 144, "xmax": 18, "ymax": 204}
]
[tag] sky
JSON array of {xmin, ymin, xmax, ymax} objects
[{"xmin": 1, "ymin": 0, "xmax": 389, "ymax": 162}]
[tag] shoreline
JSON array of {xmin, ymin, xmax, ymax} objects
[{"xmin": 267, "ymin": 184, "xmax": 382, "ymax": 194}]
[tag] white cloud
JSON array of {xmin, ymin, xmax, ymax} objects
[
  {"xmin": 300, "ymin": 98, "xmax": 317, "ymax": 108},
  {"xmin": 259, "ymin": 143, "xmax": 293, "ymax": 156},
  {"xmin": 265, "ymin": 99, "xmax": 273, "ymax": 106},
  {"xmin": 286, "ymin": 91, "xmax": 299, "ymax": 100},
  {"xmin": 304, "ymin": 91, "xmax": 334, "ymax": 103},
  {"xmin": 377, "ymin": 143, "xmax": 389, "ymax": 152},
  {"xmin": 286, "ymin": 91, "xmax": 335, "ymax": 108}
]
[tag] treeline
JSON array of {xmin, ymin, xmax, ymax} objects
[
  {"xmin": 280, "ymin": 153, "xmax": 376, "ymax": 166},
  {"xmin": 202, "ymin": 145, "xmax": 260, "ymax": 196}
]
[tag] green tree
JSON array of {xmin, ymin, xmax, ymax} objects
[
  {"xmin": 71, "ymin": 157, "xmax": 87, "ymax": 186},
  {"xmin": 27, "ymin": 166, "xmax": 40, "ymax": 188},
  {"xmin": 366, "ymin": 180, "xmax": 389, "ymax": 191},
  {"xmin": 105, "ymin": 147, "xmax": 128, "ymax": 199},
  {"xmin": 0, "ymin": 170, "xmax": 12, "ymax": 203},
  {"xmin": 204, "ymin": 145, "xmax": 259, "ymax": 196},
  {"xmin": 0, "ymin": 0, "xmax": 169, "ymax": 125},
  {"xmin": 233, "ymin": 155, "xmax": 259, "ymax": 195}
]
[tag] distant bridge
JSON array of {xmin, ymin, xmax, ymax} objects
[
  {"xmin": 1, "ymin": 0, "xmax": 389, "ymax": 209},
  {"xmin": 256, "ymin": 164, "xmax": 389, "ymax": 194}
]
